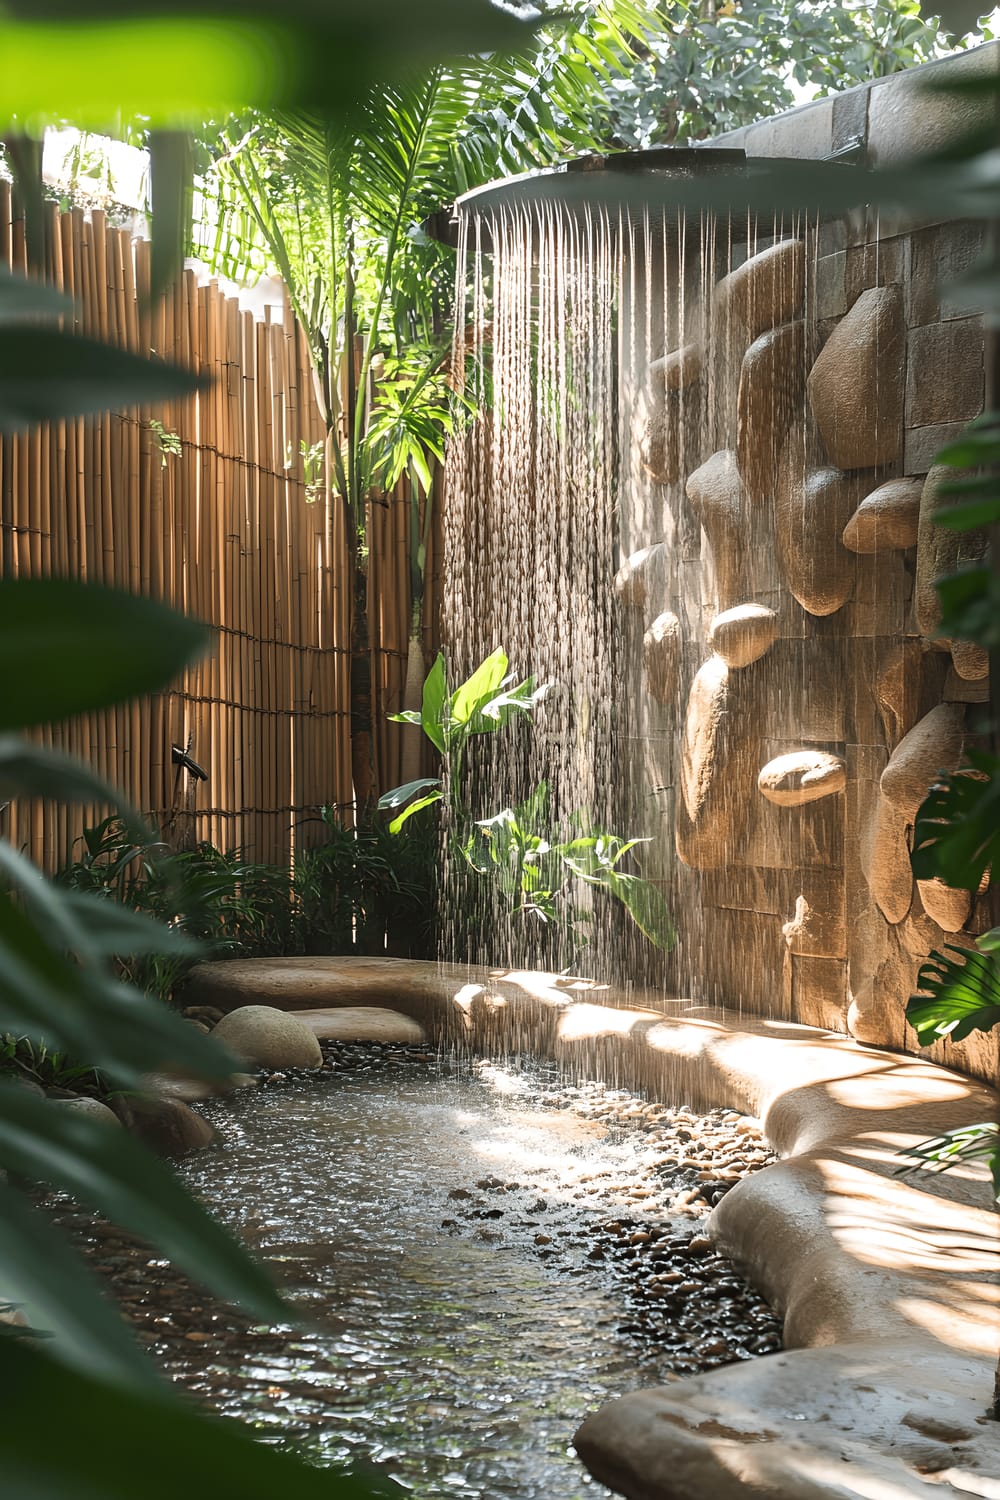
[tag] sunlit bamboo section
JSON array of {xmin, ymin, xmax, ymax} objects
[{"xmin": 0, "ymin": 185, "xmax": 363, "ymax": 869}]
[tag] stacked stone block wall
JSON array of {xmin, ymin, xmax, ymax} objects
[{"xmin": 621, "ymin": 44, "xmax": 997, "ymax": 1084}]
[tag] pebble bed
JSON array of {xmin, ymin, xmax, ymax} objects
[{"xmin": 44, "ymin": 1041, "xmax": 782, "ymax": 1495}]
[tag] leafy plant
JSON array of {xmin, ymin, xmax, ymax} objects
[
  {"xmin": 906, "ymin": 932, "xmax": 1000, "ymax": 1046},
  {"xmin": 379, "ymin": 648, "xmax": 674, "ymax": 965}
]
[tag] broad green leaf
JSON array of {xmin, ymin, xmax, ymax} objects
[
  {"xmin": 0, "ymin": 1178, "xmax": 159, "ymax": 1390},
  {"xmin": 468, "ymin": 677, "xmax": 546, "ymax": 734},
  {"xmin": 449, "ymin": 647, "xmax": 508, "ymax": 728},
  {"xmin": 149, "ymin": 129, "xmax": 193, "ymax": 300},
  {"xmin": 0, "ymin": 579, "xmax": 208, "ymax": 730},
  {"xmin": 896, "ymin": 1121, "xmax": 1000, "ymax": 1205},
  {"xmin": 377, "ymin": 777, "xmax": 441, "ymax": 811},
  {"xmin": 0, "ymin": 740, "xmax": 147, "ymax": 842},
  {"xmin": 58, "ymin": 892, "xmax": 203, "ymax": 959},
  {"xmin": 387, "ymin": 709, "xmax": 423, "ymax": 728},
  {"xmin": 907, "ymin": 945, "xmax": 1000, "ymax": 1045},
  {"xmin": 0, "ymin": 893, "xmax": 236, "ymax": 1086},
  {"xmin": 0, "ymin": 1084, "xmax": 289, "ymax": 1324},
  {"xmin": 420, "ymin": 652, "xmax": 448, "ymax": 753},
  {"xmin": 605, "ymin": 871, "xmax": 675, "ymax": 951},
  {"xmin": 977, "ymin": 927, "xmax": 1000, "ymax": 955},
  {"xmin": 934, "ymin": 566, "xmax": 1000, "ymax": 651},
  {"xmin": 911, "ymin": 753, "xmax": 1000, "ymax": 892},
  {"xmin": 932, "ymin": 497, "xmax": 1000, "ymax": 530},
  {"xmin": 0, "ymin": 264, "xmax": 72, "ymax": 322},
  {"xmin": 0, "ymin": 5, "xmax": 541, "ymax": 126},
  {"xmin": 0, "ymin": 329, "xmax": 203, "ymax": 428},
  {"xmin": 2, "ymin": 1338, "xmax": 384, "ymax": 1499},
  {"xmin": 388, "ymin": 789, "xmax": 442, "ymax": 834}
]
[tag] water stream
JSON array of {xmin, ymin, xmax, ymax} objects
[{"xmin": 52, "ymin": 1048, "xmax": 780, "ymax": 1499}]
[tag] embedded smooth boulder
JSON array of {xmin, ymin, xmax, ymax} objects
[
  {"xmin": 774, "ymin": 449, "xmax": 861, "ymax": 615},
  {"xmin": 916, "ymin": 877, "xmax": 972, "ymax": 934},
  {"xmin": 119, "ymin": 1095, "xmax": 214, "ymax": 1156},
  {"xmin": 862, "ymin": 792, "xmax": 913, "ymax": 926},
  {"xmin": 52, "ymin": 1097, "xmax": 121, "ymax": 1128},
  {"xmin": 949, "ymin": 637, "xmax": 989, "ymax": 682},
  {"xmin": 643, "ymin": 611, "xmax": 682, "ymax": 704},
  {"xmin": 806, "ymin": 285, "xmax": 905, "ymax": 469},
  {"xmin": 212, "ymin": 1004, "xmax": 324, "ymax": 1070},
  {"xmin": 757, "ymin": 752, "xmax": 846, "ymax": 806},
  {"xmin": 880, "ymin": 703, "xmax": 965, "ymax": 823},
  {"xmin": 640, "ymin": 395, "xmax": 682, "ymax": 483},
  {"xmin": 708, "ymin": 603, "xmax": 777, "ymax": 668},
  {"xmin": 614, "ymin": 544, "xmax": 665, "ymax": 609},
  {"xmin": 712, "ymin": 240, "xmax": 805, "ymax": 344},
  {"xmin": 676, "ymin": 654, "xmax": 757, "ymax": 869},
  {"xmin": 736, "ymin": 320, "xmax": 805, "ymax": 506},
  {"xmin": 842, "ymin": 477, "xmax": 922, "ymax": 553},
  {"xmin": 915, "ymin": 466, "xmax": 989, "ymax": 658},
  {"xmin": 649, "ymin": 343, "xmax": 701, "ymax": 390},
  {"xmin": 685, "ymin": 449, "xmax": 746, "ymax": 610}
]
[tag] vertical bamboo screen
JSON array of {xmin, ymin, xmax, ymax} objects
[{"xmin": 0, "ymin": 186, "xmax": 364, "ymax": 871}]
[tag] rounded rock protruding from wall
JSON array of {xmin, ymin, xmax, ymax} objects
[
  {"xmin": 842, "ymin": 477, "xmax": 922, "ymax": 553},
  {"xmin": 806, "ymin": 284, "xmax": 905, "ymax": 470},
  {"xmin": 917, "ymin": 877, "xmax": 972, "ymax": 934},
  {"xmin": 614, "ymin": 544, "xmax": 665, "ymax": 609},
  {"xmin": 643, "ymin": 611, "xmax": 682, "ymax": 705},
  {"xmin": 686, "ymin": 449, "xmax": 747, "ymax": 611},
  {"xmin": 736, "ymin": 319, "xmax": 806, "ymax": 506},
  {"xmin": 875, "ymin": 641, "xmax": 923, "ymax": 747},
  {"xmin": 708, "ymin": 603, "xmax": 778, "ymax": 668},
  {"xmin": 712, "ymin": 239, "xmax": 805, "ymax": 344},
  {"xmin": 649, "ymin": 343, "xmax": 702, "ymax": 390},
  {"xmin": 758, "ymin": 751, "xmax": 846, "ymax": 806},
  {"xmin": 675, "ymin": 654, "xmax": 756, "ymax": 870},
  {"xmin": 862, "ymin": 792, "xmax": 914, "ymax": 926},
  {"xmin": 880, "ymin": 703, "xmax": 965, "ymax": 823},
  {"xmin": 775, "ymin": 449, "xmax": 862, "ymax": 615}
]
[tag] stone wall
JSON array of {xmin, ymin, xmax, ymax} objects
[{"xmin": 619, "ymin": 44, "xmax": 997, "ymax": 1084}]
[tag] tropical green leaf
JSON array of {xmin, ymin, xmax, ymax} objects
[
  {"xmin": 58, "ymin": 892, "xmax": 203, "ymax": 958},
  {"xmin": 934, "ymin": 565, "xmax": 1000, "ymax": 650},
  {"xmin": 0, "ymin": 578, "xmax": 208, "ymax": 731},
  {"xmin": 388, "ymin": 790, "xmax": 442, "ymax": 834},
  {"xmin": 906, "ymin": 944, "xmax": 1000, "ymax": 1045},
  {"xmin": 605, "ymin": 871, "xmax": 675, "ymax": 951},
  {"xmin": 468, "ymin": 678, "xmax": 545, "ymax": 734},
  {"xmin": 0, "ymin": 329, "xmax": 202, "ymax": 428},
  {"xmin": 0, "ymin": 740, "xmax": 146, "ymax": 840},
  {"xmin": 896, "ymin": 1121, "xmax": 1000, "ymax": 1205},
  {"xmin": 449, "ymin": 647, "xmax": 509, "ymax": 728},
  {"xmin": 2, "ymin": 1337, "xmax": 384, "ymax": 1500},
  {"xmin": 420, "ymin": 652, "xmax": 448, "ymax": 752},
  {"xmin": 377, "ymin": 777, "xmax": 441, "ymax": 811},
  {"xmin": 911, "ymin": 753, "xmax": 1000, "ymax": 891},
  {"xmin": 0, "ymin": 1177, "xmax": 159, "ymax": 1390},
  {"xmin": 0, "ymin": 894, "xmax": 235, "ymax": 1087},
  {"xmin": 0, "ymin": 264, "xmax": 72, "ymax": 322},
  {"xmin": 148, "ymin": 129, "xmax": 193, "ymax": 300},
  {"xmin": 0, "ymin": 1084, "xmax": 289, "ymax": 1324}
]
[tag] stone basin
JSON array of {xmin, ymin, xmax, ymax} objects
[{"xmin": 182, "ymin": 956, "xmax": 1000, "ymax": 1500}]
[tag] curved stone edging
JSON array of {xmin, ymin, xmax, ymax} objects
[{"xmin": 183, "ymin": 957, "xmax": 1000, "ymax": 1500}]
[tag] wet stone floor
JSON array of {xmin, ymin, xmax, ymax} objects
[{"xmin": 47, "ymin": 1043, "xmax": 783, "ymax": 1499}]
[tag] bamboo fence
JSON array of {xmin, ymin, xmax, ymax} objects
[{"xmin": 0, "ymin": 186, "xmax": 432, "ymax": 872}]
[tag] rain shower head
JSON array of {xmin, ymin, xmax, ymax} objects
[{"xmin": 424, "ymin": 146, "xmax": 823, "ymax": 250}]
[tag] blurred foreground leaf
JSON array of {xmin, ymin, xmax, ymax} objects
[
  {"xmin": 0, "ymin": 578, "xmax": 208, "ymax": 731},
  {"xmin": 0, "ymin": 328, "xmax": 203, "ymax": 429},
  {"xmin": 1, "ymin": 1337, "xmax": 386, "ymax": 1500},
  {"xmin": 0, "ymin": 1084, "xmax": 290, "ymax": 1328}
]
